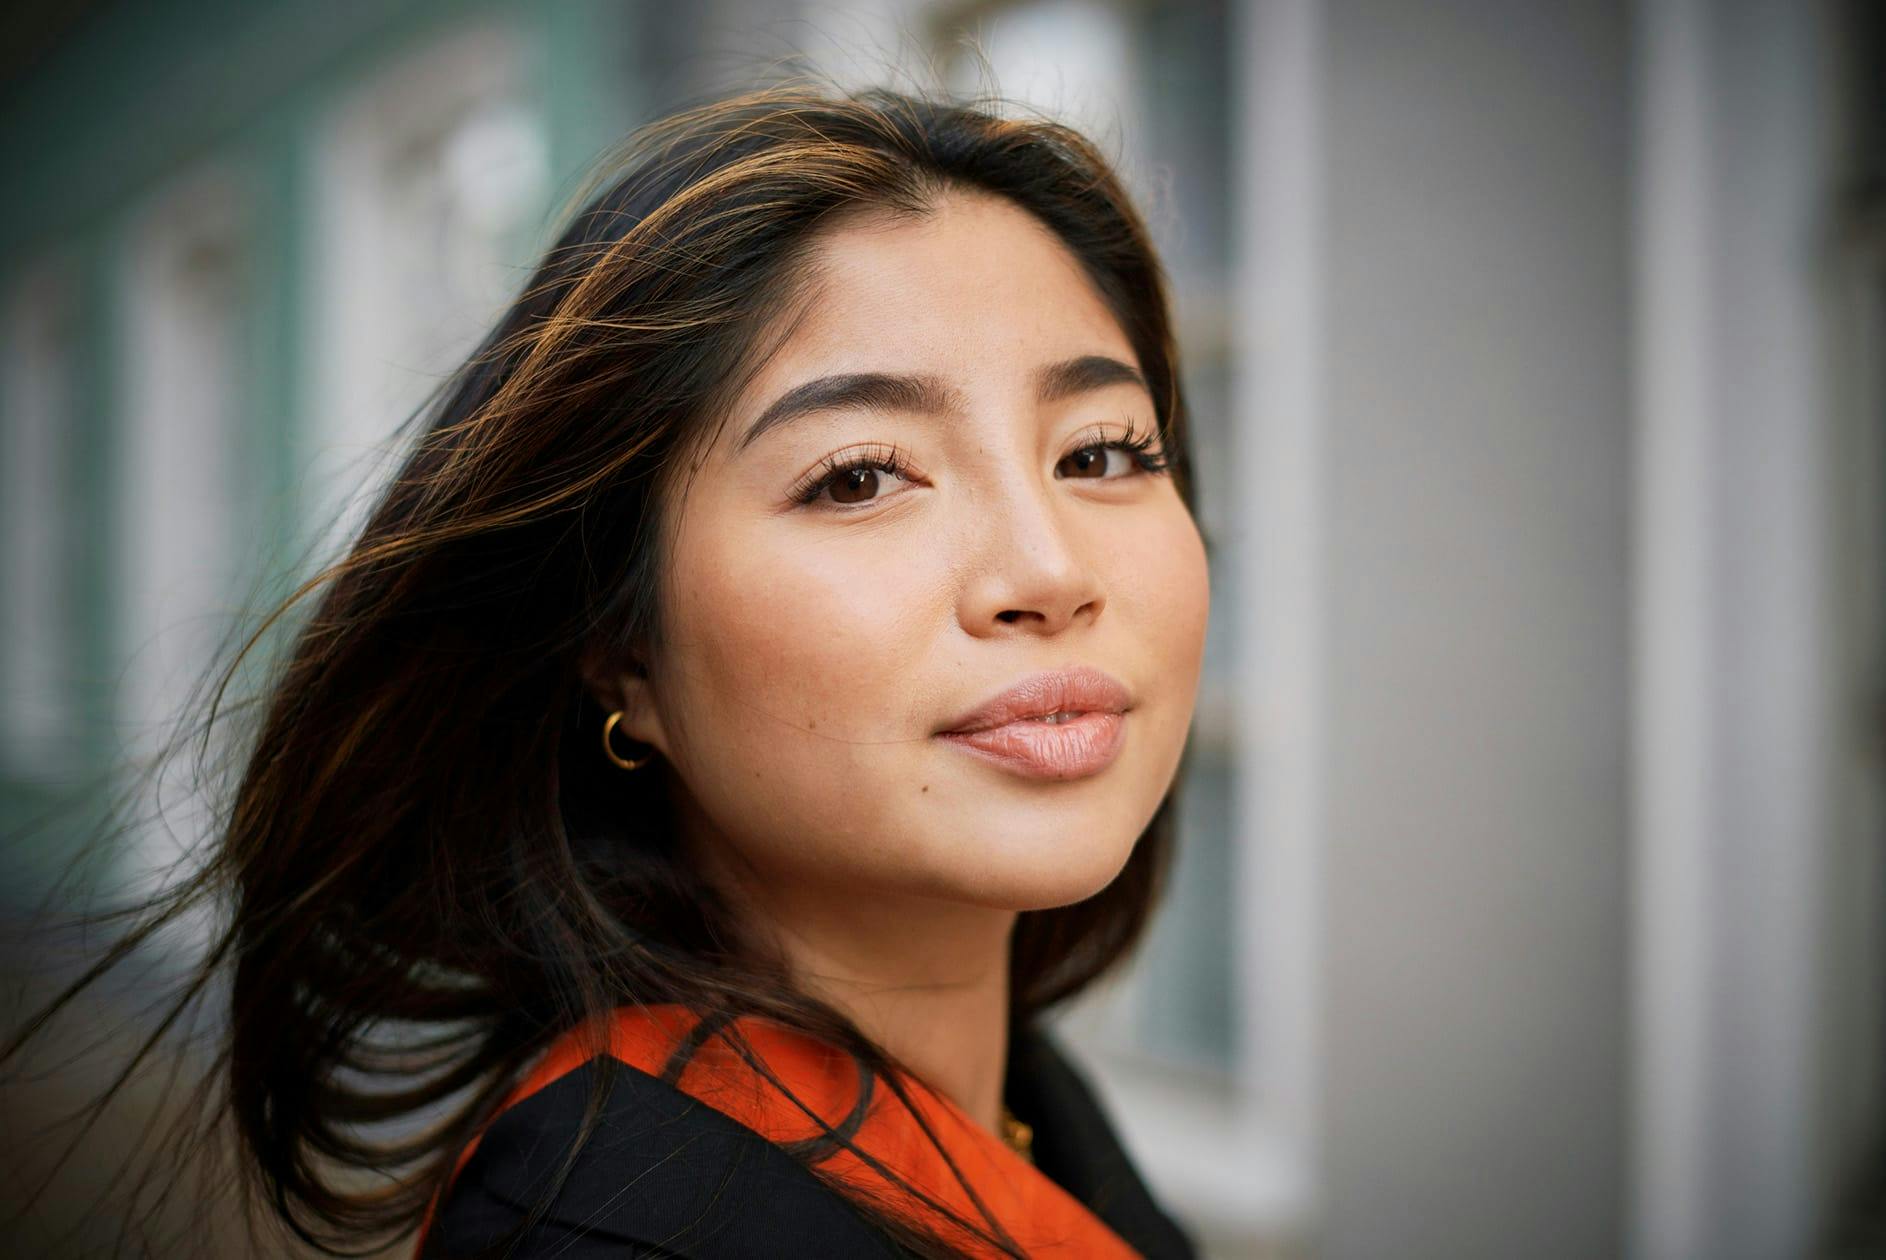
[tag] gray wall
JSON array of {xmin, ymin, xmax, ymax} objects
[{"xmin": 1315, "ymin": 2, "xmax": 1633, "ymax": 1255}]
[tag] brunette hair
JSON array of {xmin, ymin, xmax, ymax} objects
[{"xmin": 6, "ymin": 80, "xmax": 1200, "ymax": 1258}]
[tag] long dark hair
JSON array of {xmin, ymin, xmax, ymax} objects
[{"xmin": 5, "ymin": 81, "xmax": 1200, "ymax": 1258}]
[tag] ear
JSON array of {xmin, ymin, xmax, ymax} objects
[{"xmin": 579, "ymin": 643, "xmax": 672, "ymax": 759}]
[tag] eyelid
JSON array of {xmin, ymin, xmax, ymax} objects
[
  {"xmin": 790, "ymin": 418, "xmax": 1171, "ymax": 509},
  {"xmin": 787, "ymin": 441, "xmax": 918, "ymax": 507},
  {"xmin": 1061, "ymin": 417, "xmax": 1171, "ymax": 476}
]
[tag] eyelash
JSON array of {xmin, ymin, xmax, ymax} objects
[{"xmin": 788, "ymin": 418, "xmax": 1173, "ymax": 507}]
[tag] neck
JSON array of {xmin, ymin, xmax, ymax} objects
[{"xmin": 698, "ymin": 849, "xmax": 1017, "ymax": 1138}]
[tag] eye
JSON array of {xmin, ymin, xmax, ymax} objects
[
  {"xmin": 1055, "ymin": 420, "xmax": 1172, "ymax": 481},
  {"xmin": 1056, "ymin": 444, "xmax": 1140, "ymax": 479},
  {"xmin": 790, "ymin": 442, "xmax": 918, "ymax": 509}
]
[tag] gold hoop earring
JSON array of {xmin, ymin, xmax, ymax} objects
[{"xmin": 602, "ymin": 710, "xmax": 654, "ymax": 770}]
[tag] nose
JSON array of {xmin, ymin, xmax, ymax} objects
[{"xmin": 956, "ymin": 474, "xmax": 1107, "ymax": 637}]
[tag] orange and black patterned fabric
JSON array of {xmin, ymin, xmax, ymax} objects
[{"xmin": 416, "ymin": 1003, "xmax": 1196, "ymax": 1258}]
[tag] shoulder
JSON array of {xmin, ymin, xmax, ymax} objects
[{"xmin": 424, "ymin": 1054, "xmax": 906, "ymax": 1259}]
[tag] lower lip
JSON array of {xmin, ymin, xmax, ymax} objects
[{"xmin": 936, "ymin": 712, "xmax": 1127, "ymax": 780}]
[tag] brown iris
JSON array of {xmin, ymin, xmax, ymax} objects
[
  {"xmin": 830, "ymin": 467, "xmax": 881, "ymax": 504},
  {"xmin": 1058, "ymin": 447, "xmax": 1111, "ymax": 478}
]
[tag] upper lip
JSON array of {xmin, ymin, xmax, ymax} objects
[{"xmin": 936, "ymin": 666, "xmax": 1133, "ymax": 734}]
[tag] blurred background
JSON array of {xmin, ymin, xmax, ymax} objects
[{"xmin": 0, "ymin": 1, "xmax": 1879, "ymax": 1257}]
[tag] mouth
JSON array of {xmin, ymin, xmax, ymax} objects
[{"xmin": 935, "ymin": 666, "xmax": 1132, "ymax": 780}]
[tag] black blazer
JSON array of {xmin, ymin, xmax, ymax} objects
[{"xmin": 426, "ymin": 1022, "xmax": 1199, "ymax": 1258}]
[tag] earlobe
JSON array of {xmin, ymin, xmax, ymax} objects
[
  {"xmin": 604, "ymin": 669, "xmax": 670, "ymax": 759},
  {"xmin": 602, "ymin": 706, "xmax": 659, "ymax": 770},
  {"xmin": 579, "ymin": 648, "xmax": 670, "ymax": 759}
]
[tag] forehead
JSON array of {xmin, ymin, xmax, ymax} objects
[
  {"xmin": 803, "ymin": 190, "xmax": 1128, "ymax": 352},
  {"xmin": 722, "ymin": 192, "xmax": 1138, "ymax": 424}
]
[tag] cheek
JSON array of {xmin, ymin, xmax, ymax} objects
[
  {"xmin": 1107, "ymin": 504, "xmax": 1212, "ymax": 779},
  {"xmin": 680, "ymin": 530, "xmax": 937, "ymax": 737},
  {"xmin": 1113, "ymin": 505, "xmax": 1211, "ymax": 667},
  {"xmin": 655, "ymin": 519, "xmax": 946, "ymax": 867}
]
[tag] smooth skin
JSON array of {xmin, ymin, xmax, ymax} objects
[{"xmin": 588, "ymin": 189, "xmax": 1211, "ymax": 1141}]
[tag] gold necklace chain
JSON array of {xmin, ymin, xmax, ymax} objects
[{"xmin": 999, "ymin": 1103, "xmax": 1034, "ymax": 1163}]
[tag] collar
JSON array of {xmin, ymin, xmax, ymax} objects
[{"xmin": 482, "ymin": 1003, "xmax": 1149, "ymax": 1258}]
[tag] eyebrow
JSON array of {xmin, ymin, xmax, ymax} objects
[{"xmin": 735, "ymin": 354, "xmax": 1151, "ymax": 454}]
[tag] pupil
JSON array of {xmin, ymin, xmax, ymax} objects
[{"xmin": 833, "ymin": 468, "xmax": 876, "ymax": 503}]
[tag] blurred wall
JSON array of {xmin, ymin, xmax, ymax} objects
[
  {"xmin": 1314, "ymin": 2, "xmax": 1633, "ymax": 1256},
  {"xmin": 1235, "ymin": 2, "xmax": 1873, "ymax": 1257}
]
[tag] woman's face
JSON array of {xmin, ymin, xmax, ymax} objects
[{"xmin": 613, "ymin": 189, "xmax": 1209, "ymax": 913}]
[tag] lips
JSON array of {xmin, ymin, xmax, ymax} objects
[
  {"xmin": 934, "ymin": 667, "xmax": 1133, "ymax": 780},
  {"xmin": 937, "ymin": 666, "xmax": 1132, "ymax": 735}
]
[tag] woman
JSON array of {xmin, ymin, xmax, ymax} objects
[{"xmin": 14, "ymin": 83, "xmax": 1211, "ymax": 1258}]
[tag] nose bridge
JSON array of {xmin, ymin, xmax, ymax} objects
[{"xmin": 958, "ymin": 441, "xmax": 1103, "ymax": 632}]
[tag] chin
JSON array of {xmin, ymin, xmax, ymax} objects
[{"xmin": 923, "ymin": 831, "xmax": 1140, "ymax": 912}]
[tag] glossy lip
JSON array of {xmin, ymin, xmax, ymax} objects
[
  {"xmin": 934, "ymin": 666, "xmax": 1133, "ymax": 781},
  {"xmin": 936, "ymin": 665, "xmax": 1133, "ymax": 734}
]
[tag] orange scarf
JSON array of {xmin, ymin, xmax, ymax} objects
[{"xmin": 419, "ymin": 1003, "xmax": 1141, "ymax": 1257}]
